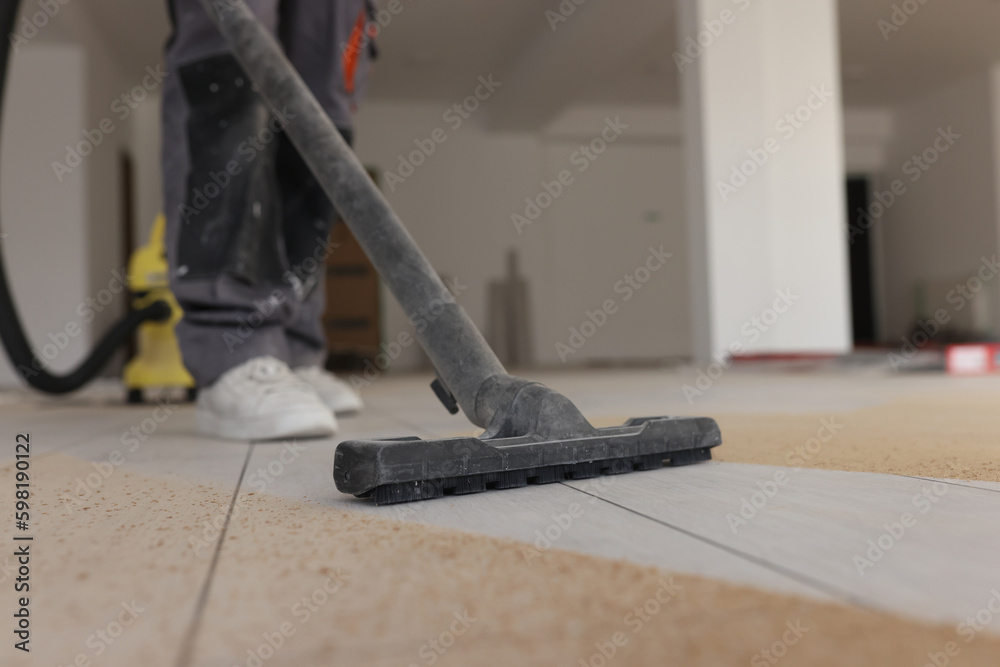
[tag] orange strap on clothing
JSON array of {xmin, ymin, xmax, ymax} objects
[{"xmin": 343, "ymin": 8, "xmax": 367, "ymax": 94}]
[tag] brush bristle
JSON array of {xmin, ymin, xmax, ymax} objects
[{"xmin": 369, "ymin": 448, "xmax": 712, "ymax": 505}]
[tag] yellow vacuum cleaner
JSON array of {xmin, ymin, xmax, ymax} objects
[
  {"xmin": 0, "ymin": 0, "xmax": 187, "ymax": 399},
  {"xmin": 123, "ymin": 214, "xmax": 197, "ymax": 404}
]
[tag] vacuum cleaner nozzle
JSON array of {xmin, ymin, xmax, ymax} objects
[{"xmin": 335, "ymin": 380, "xmax": 721, "ymax": 505}]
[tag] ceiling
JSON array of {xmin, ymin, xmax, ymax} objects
[
  {"xmin": 837, "ymin": 0, "xmax": 1000, "ymax": 105},
  {"xmin": 69, "ymin": 0, "xmax": 1000, "ymax": 128}
]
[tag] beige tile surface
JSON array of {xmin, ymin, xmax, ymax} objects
[
  {"xmin": 187, "ymin": 479, "xmax": 1000, "ymax": 667},
  {"xmin": 0, "ymin": 453, "xmax": 242, "ymax": 667}
]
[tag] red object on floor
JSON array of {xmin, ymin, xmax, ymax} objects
[{"xmin": 945, "ymin": 344, "xmax": 1000, "ymax": 375}]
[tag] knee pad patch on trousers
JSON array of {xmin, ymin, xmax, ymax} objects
[{"xmin": 175, "ymin": 54, "xmax": 287, "ymax": 287}]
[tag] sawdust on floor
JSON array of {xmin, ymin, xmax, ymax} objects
[
  {"xmin": 708, "ymin": 392, "xmax": 1000, "ymax": 482},
  {"xmin": 2, "ymin": 453, "xmax": 999, "ymax": 667}
]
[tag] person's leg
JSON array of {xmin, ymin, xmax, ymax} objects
[
  {"xmin": 276, "ymin": 0, "xmax": 372, "ymax": 369},
  {"xmin": 163, "ymin": 0, "xmax": 336, "ymax": 439},
  {"xmin": 163, "ymin": 0, "xmax": 304, "ymax": 387}
]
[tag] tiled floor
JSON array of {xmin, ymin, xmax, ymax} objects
[{"xmin": 2, "ymin": 363, "xmax": 1000, "ymax": 665}]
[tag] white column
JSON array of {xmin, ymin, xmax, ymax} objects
[{"xmin": 678, "ymin": 0, "xmax": 852, "ymax": 361}]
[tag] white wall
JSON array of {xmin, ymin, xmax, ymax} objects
[
  {"xmin": 0, "ymin": 46, "xmax": 89, "ymax": 385},
  {"xmin": 878, "ymin": 70, "xmax": 1000, "ymax": 340},
  {"xmin": 0, "ymin": 4, "xmax": 163, "ymax": 388},
  {"xmin": 75, "ymin": 9, "xmax": 135, "ymax": 349},
  {"xmin": 354, "ymin": 101, "xmax": 693, "ymax": 371},
  {"xmin": 131, "ymin": 95, "xmax": 165, "ymax": 245},
  {"xmin": 531, "ymin": 140, "xmax": 691, "ymax": 366},
  {"xmin": 353, "ymin": 102, "xmax": 539, "ymax": 371}
]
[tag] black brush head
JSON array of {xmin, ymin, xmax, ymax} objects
[
  {"xmin": 364, "ymin": 445, "xmax": 715, "ymax": 506},
  {"xmin": 336, "ymin": 415, "xmax": 721, "ymax": 505}
]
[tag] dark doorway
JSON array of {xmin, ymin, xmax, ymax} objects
[{"xmin": 846, "ymin": 177, "xmax": 876, "ymax": 345}]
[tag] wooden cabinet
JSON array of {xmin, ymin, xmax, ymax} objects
[{"xmin": 322, "ymin": 171, "xmax": 381, "ymax": 370}]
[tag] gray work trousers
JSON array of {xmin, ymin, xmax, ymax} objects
[{"xmin": 162, "ymin": 0, "xmax": 372, "ymax": 386}]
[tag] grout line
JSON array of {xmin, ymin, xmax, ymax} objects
[
  {"xmin": 901, "ymin": 475, "xmax": 1000, "ymax": 495},
  {"xmin": 561, "ymin": 482, "xmax": 877, "ymax": 609},
  {"xmin": 173, "ymin": 443, "xmax": 255, "ymax": 667}
]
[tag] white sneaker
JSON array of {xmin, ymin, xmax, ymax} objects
[
  {"xmin": 294, "ymin": 365, "xmax": 364, "ymax": 415},
  {"xmin": 196, "ymin": 356, "xmax": 337, "ymax": 440}
]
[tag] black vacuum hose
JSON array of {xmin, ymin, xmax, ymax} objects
[{"xmin": 0, "ymin": 0, "xmax": 172, "ymax": 394}]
